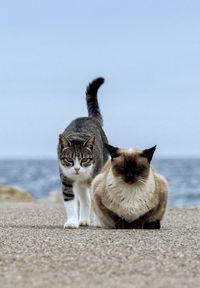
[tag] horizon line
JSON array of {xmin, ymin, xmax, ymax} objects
[{"xmin": 1, "ymin": 155, "xmax": 200, "ymax": 161}]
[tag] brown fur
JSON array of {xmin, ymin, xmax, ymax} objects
[
  {"xmin": 111, "ymin": 149, "xmax": 150, "ymax": 183},
  {"xmin": 92, "ymin": 145, "xmax": 168, "ymax": 229}
]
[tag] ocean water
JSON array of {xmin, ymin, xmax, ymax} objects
[{"xmin": 0, "ymin": 159, "xmax": 200, "ymax": 208}]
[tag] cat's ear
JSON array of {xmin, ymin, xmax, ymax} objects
[
  {"xmin": 59, "ymin": 134, "xmax": 71, "ymax": 148},
  {"xmin": 105, "ymin": 143, "xmax": 119, "ymax": 160},
  {"xmin": 142, "ymin": 145, "xmax": 157, "ymax": 163},
  {"xmin": 83, "ymin": 135, "xmax": 95, "ymax": 150}
]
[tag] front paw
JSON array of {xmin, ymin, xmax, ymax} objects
[
  {"xmin": 79, "ymin": 219, "xmax": 90, "ymax": 226},
  {"xmin": 64, "ymin": 221, "xmax": 79, "ymax": 229},
  {"xmin": 92, "ymin": 217, "xmax": 102, "ymax": 228},
  {"xmin": 115, "ymin": 218, "xmax": 129, "ymax": 229},
  {"xmin": 130, "ymin": 220, "xmax": 144, "ymax": 229}
]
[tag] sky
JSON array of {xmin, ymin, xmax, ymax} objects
[{"xmin": 0, "ymin": 0, "xmax": 200, "ymax": 158}]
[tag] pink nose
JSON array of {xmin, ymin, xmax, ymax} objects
[{"xmin": 74, "ymin": 168, "xmax": 80, "ymax": 174}]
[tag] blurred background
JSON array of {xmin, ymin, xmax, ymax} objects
[{"xmin": 0, "ymin": 0, "xmax": 200, "ymax": 207}]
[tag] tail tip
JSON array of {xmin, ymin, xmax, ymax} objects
[
  {"xmin": 95, "ymin": 77, "xmax": 105, "ymax": 86},
  {"xmin": 86, "ymin": 77, "xmax": 105, "ymax": 95}
]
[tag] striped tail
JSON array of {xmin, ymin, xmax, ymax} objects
[{"xmin": 86, "ymin": 77, "xmax": 105, "ymax": 126}]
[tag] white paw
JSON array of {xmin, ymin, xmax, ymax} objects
[
  {"xmin": 92, "ymin": 216, "xmax": 102, "ymax": 227},
  {"xmin": 79, "ymin": 219, "xmax": 90, "ymax": 226},
  {"xmin": 64, "ymin": 221, "xmax": 79, "ymax": 229}
]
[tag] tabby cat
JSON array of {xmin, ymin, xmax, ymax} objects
[
  {"xmin": 92, "ymin": 144, "xmax": 168, "ymax": 229},
  {"xmin": 58, "ymin": 77, "xmax": 109, "ymax": 228}
]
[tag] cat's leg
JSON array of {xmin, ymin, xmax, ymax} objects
[
  {"xmin": 139, "ymin": 185, "xmax": 167, "ymax": 230},
  {"xmin": 129, "ymin": 218, "xmax": 145, "ymax": 229},
  {"xmin": 140, "ymin": 176, "xmax": 167, "ymax": 229},
  {"xmin": 93, "ymin": 194, "xmax": 119, "ymax": 228},
  {"xmin": 115, "ymin": 218, "xmax": 131, "ymax": 229},
  {"xmin": 92, "ymin": 209, "xmax": 103, "ymax": 228},
  {"xmin": 90, "ymin": 193, "xmax": 103, "ymax": 227},
  {"xmin": 62, "ymin": 179, "xmax": 79, "ymax": 228},
  {"xmin": 130, "ymin": 207, "xmax": 161, "ymax": 230},
  {"xmin": 74, "ymin": 183, "xmax": 91, "ymax": 226}
]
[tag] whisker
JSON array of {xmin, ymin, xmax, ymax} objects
[{"xmin": 136, "ymin": 179, "xmax": 146, "ymax": 185}]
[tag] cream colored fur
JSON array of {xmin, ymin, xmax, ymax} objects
[{"xmin": 92, "ymin": 160, "xmax": 168, "ymax": 228}]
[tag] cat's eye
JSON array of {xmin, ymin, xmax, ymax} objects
[
  {"xmin": 117, "ymin": 166, "xmax": 124, "ymax": 172},
  {"xmin": 81, "ymin": 158, "xmax": 88, "ymax": 162},
  {"xmin": 81, "ymin": 158, "xmax": 92, "ymax": 165},
  {"xmin": 135, "ymin": 167, "xmax": 144, "ymax": 174},
  {"xmin": 81, "ymin": 158, "xmax": 89, "ymax": 163},
  {"xmin": 64, "ymin": 157, "xmax": 73, "ymax": 163}
]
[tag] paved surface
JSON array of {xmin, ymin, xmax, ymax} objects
[{"xmin": 0, "ymin": 203, "xmax": 200, "ymax": 288}]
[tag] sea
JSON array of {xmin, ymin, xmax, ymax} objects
[{"xmin": 0, "ymin": 159, "xmax": 200, "ymax": 208}]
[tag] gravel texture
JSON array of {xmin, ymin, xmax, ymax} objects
[{"xmin": 0, "ymin": 203, "xmax": 199, "ymax": 288}]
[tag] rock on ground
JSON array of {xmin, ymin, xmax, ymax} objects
[
  {"xmin": 0, "ymin": 203, "xmax": 199, "ymax": 288},
  {"xmin": 0, "ymin": 186, "xmax": 32, "ymax": 202}
]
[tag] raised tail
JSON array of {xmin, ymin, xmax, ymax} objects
[{"xmin": 86, "ymin": 77, "xmax": 105, "ymax": 126}]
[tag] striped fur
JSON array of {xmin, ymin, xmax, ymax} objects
[
  {"xmin": 61, "ymin": 178, "xmax": 74, "ymax": 201},
  {"xmin": 86, "ymin": 77, "xmax": 104, "ymax": 126},
  {"xmin": 58, "ymin": 77, "xmax": 109, "ymax": 228}
]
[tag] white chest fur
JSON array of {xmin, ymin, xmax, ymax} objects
[{"xmin": 103, "ymin": 170, "xmax": 158, "ymax": 222}]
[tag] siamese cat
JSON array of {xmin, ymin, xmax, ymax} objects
[
  {"xmin": 58, "ymin": 78, "xmax": 109, "ymax": 228},
  {"xmin": 92, "ymin": 144, "xmax": 168, "ymax": 229}
]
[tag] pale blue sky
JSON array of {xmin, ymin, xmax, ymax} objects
[{"xmin": 0, "ymin": 0, "xmax": 200, "ymax": 158}]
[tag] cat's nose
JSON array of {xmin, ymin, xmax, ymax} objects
[
  {"xmin": 74, "ymin": 168, "xmax": 80, "ymax": 174},
  {"xmin": 125, "ymin": 174, "xmax": 134, "ymax": 183}
]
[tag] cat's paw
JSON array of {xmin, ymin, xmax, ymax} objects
[
  {"xmin": 64, "ymin": 221, "xmax": 79, "ymax": 229},
  {"xmin": 79, "ymin": 219, "xmax": 90, "ymax": 226},
  {"xmin": 92, "ymin": 217, "xmax": 102, "ymax": 228},
  {"xmin": 92, "ymin": 222, "xmax": 102, "ymax": 228}
]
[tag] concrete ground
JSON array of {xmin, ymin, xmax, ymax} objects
[{"xmin": 0, "ymin": 203, "xmax": 199, "ymax": 288}]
